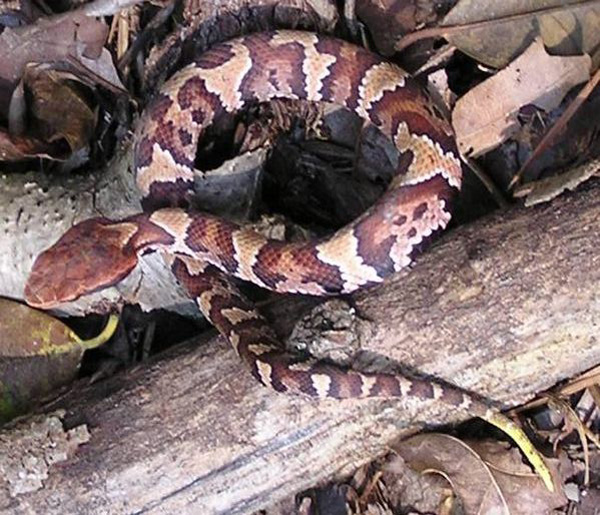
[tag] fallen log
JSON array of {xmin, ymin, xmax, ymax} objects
[{"xmin": 1, "ymin": 179, "xmax": 599, "ymax": 514}]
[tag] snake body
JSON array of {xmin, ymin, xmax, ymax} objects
[
  {"xmin": 25, "ymin": 31, "xmax": 485, "ymax": 413},
  {"xmin": 23, "ymin": 31, "xmax": 557, "ymax": 489}
]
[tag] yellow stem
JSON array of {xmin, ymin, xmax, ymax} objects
[
  {"xmin": 71, "ymin": 314, "xmax": 119, "ymax": 351},
  {"xmin": 483, "ymin": 410, "xmax": 554, "ymax": 492}
]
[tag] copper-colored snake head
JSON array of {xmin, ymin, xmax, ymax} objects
[{"xmin": 25, "ymin": 218, "xmax": 140, "ymax": 309}]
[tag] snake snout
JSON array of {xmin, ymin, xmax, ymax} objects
[{"xmin": 24, "ymin": 218, "xmax": 140, "ymax": 309}]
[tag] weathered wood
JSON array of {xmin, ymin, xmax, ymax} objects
[{"xmin": 1, "ymin": 179, "xmax": 598, "ymax": 514}]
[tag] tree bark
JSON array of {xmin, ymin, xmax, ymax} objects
[{"xmin": 1, "ymin": 179, "xmax": 599, "ymax": 514}]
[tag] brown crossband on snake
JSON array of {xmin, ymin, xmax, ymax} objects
[
  {"xmin": 26, "ymin": 29, "xmax": 467, "ymax": 401},
  {"xmin": 23, "ymin": 33, "xmax": 554, "ymax": 485}
]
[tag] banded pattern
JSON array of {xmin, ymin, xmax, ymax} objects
[
  {"xmin": 170, "ymin": 255, "xmax": 482, "ymax": 412},
  {"xmin": 24, "ymin": 31, "xmax": 488, "ymax": 414}
]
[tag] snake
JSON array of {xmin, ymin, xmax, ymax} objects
[{"xmin": 22, "ymin": 33, "xmax": 555, "ymax": 485}]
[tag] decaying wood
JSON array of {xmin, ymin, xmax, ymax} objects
[{"xmin": 1, "ymin": 179, "xmax": 599, "ymax": 514}]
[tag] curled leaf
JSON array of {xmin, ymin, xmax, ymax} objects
[{"xmin": 395, "ymin": 433, "xmax": 567, "ymax": 514}]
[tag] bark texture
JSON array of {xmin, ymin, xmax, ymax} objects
[{"xmin": 1, "ymin": 180, "xmax": 598, "ymax": 514}]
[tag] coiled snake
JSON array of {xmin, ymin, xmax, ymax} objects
[{"xmin": 24, "ymin": 30, "xmax": 551, "ymax": 488}]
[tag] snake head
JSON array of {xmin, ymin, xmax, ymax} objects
[{"xmin": 25, "ymin": 218, "xmax": 141, "ymax": 309}]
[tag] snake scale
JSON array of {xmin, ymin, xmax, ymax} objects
[{"xmin": 24, "ymin": 31, "xmax": 529, "ymax": 427}]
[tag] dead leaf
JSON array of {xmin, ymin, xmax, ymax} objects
[
  {"xmin": 0, "ymin": 128, "xmax": 57, "ymax": 160},
  {"xmin": 0, "ymin": 299, "xmax": 82, "ymax": 422},
  {"xmin": 452, "ymin": 38, "xmax": 591, "ymax": 157},
  {"xmin": 538, "ymin": 6, "xmax": 600, "ymax": 69},
  {"xmin": 395, "ymin": 433, "xmax": 567, "ymax": 514},
  {"xmin": 0, "ymin": 9, "xmax": 127, "ymax": 165},
  {"xmin": 513, "ymin": 155, "xmax": 600, "ymax": 206},
  {"xmin": 3, "ymin": 64, "xmax": 98, "ymax": 161},
  {"xmin": 356, "ymin": 0, "xmax": 445, "ymax": 55},
  {"xmin": 0, "ymin": 12, "xmax": 107, "ymax": 83},
  {"xmin": 443, "ymin": 0, "xmax": 600, "ymax": 69},
  {"xmin": 0, "ymin": 299, "xmax": 80, "ymax": 358},
  {"xmin": 0, "ymin": 11, "xmax": 110, "ymax": 116},
  {"xmin": 580, "ymin": 486, "xmax": 600, "ymax": 513},
  {"xmin": 471, "ymin": 440, "xmax": 569, "ymax": 512},
  {"xmin": 379, "ymin": 454, "xmax": 451, "ymax": 513},
  {"xmin": 0, "ymin": 299, "xmax": 117, "ymax": 422},
  {"xmin": 2, "ymin": 58, "xmax": 126, "ymax": 164},
  {"xmin": 20, "ymin": 64, "xmax": 97, "ymax": 153},
  {"xmin": 74, "ymin": 46, "xmax": 126, "ymax": 92}
]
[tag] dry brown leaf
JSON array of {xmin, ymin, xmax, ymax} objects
[
  {"xmin": 356, "ymin": 0, "xmax": 445, "ymax": 55},
  {"xmin": 513, "ymin": 156, "xmax": 600, "ymax": 206},
  {"xmin": 0, "ymin": 12, "xmax": 107, "ymax": 84},
  {"xmin": 443, "ymin": 0, "xmax": 600, "ymax": 69},
  {"xmin": 396, "ymin": 434, "xmax": 509, "ymax": 513},
  {"xmin": 74, "ymin": 46, "xmax": 125, "ymax": 92},
  {"xmin": 0, "ymin": 298, "xmax": 84, "ymax": 422},
  {"xmin": 21, "ymin": 64, "xmax": 97, "ymax": 153},
  {"xmin": 0, "ymin": 11, "xmax": 109, "ymax": 116},
  {"xmin": 452, "ymin": 38, "xmax": 590, "ymax": 158},
  {"xmin": 471, "ymin": 440, "xmax": 569, "ymax": 512},
  {"xmin": 0, "ymin": 10, "xmax": 124, "ymax": 164},
  {"xmin": 0, "ymin": 299, "xmax": 117, "ymax": 422},
  {"xmin": 3, "ymin": 63, "xmax": 100, "ymax": 162},
  {"xmin": 380, "ymin": 454, "xmax": 450, "ymax": 512},
  {"xmin": 395, "ymin": 433, "xmax": 567, "ymax": 514},
  {"xmin": 539, "ymin": 6, "xmax": 600, "ymax": 69},
  {"xmin": 0, "ymin": 128, "xmax": 56, "ymax": 160},
  {"xmin": 0, "ymin": 298, "xmax": 81, "ymax": 359},
  {"xmin": 580, "ymin": 486, "xmax": 600, "ymax": 512}
]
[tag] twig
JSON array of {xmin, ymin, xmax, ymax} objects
[
  {"xmin": 81, "ymin": 0, "xmax": 146, "ymax": 17},
  {"xmin": 344, "ymin": 0, "xmax": 358, "ymax": 40},
  {"xmin": 547, "ymin": 396, "xmax": 591, "ymax": 485},
  {"xmin": 511, "ymin": 364, "xmax": 600, "ymax": 414},
  {"xmin": 117, "ymin": 2, "xmax": 176, "ymax": 74}
]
